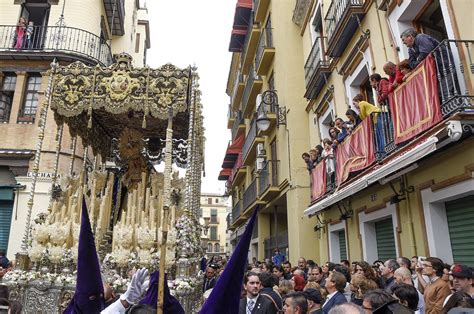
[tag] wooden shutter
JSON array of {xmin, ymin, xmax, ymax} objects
[
  {"xmin": 446, "ymin": 195, "xmax": 474, "ymax": 265},
  {"xmin": 375, "ymin": 217, "xmax": 396, "ymax": 261}
]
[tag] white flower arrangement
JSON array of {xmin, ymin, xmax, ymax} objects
[
  {"xmin": 48, "ymin": 245, "xmax": 64, "ymax": 264},
  {"xmin": 3, "ymin": 270, "xmax": 76, "ymax": 287}
]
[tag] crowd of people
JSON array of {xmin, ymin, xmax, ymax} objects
[
  {"xmin": 200, "ymin": 249, "xmax": 474, "ymax": 314},
  {"xmin": 302, "ymin": 28, "xmax": 444, "ymax": 187}
]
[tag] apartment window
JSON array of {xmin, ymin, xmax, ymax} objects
[
  {"xmin": 210, "ymin": 226, "xmax": 217, "ymax": 241},
  {"xmin": 135, "ymin": 33, "xmax": 141, "ymax": 53},
  {"xmin": 318, "ymin": 103, "xmax": 335, "ymax": 140},
  {"xmin": 328, "ymin": 221, "xmax": 348, "ymax": 263},
  {"xmin": 207, "ymin": 243, "xmax": 212, "ymax": 252},
  {"xmin": 0, "ymin": 73, "xmax": 16, "ymax": 123},
  {"xmin": 211, "ymin": 209, "xmax": 218, "ymax": 223},
  {"xmin": 208, "ymin": 198, "xmax": 212, "ymax": 204},
  {"xmin": 214, "ymin": 243, "xmax": 220, "ymax": 253},
  {"xmin": 19, "ymin": 74, "xmax": 41, "ymax": 123},
  {"xmin": 359, "ymin": 203, "xmax": 399, "ymax": 263},
  {"xmin": 199, "ymin": 208, "xmax": 203, "ymax": 217},
  {"xmin": 215, "ymin": 198, "xmax": 219, "ymax": 203}
]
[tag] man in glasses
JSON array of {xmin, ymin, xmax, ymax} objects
[{"xmin": 417, "ymin": 257, "xmax": 451, "ymax": 313}]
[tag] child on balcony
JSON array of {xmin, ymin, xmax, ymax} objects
[
  {"xmin": 322, "ymin": 138, "xmax": 336, "ymax": 184},
  {"xmin": 398, "ymin": 59, "xmax": 412, "ymax": 82},
  {"xmin": 26, "ymin": 21, "xmax": 34, "ymax": 49},
  {"xmin": 14, "ymin": 17, "xmax": 27, "ymax": 49}
]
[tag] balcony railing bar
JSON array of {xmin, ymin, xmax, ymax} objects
[
  {"xmin": 232, "ymin": 199, "xmax": 242, "ymax": 224},
  {"xmin": 325, "ymin": 0, "xmax": 363, "ymax": 43},
  {"xmin": 0, "ymin": 25, "xmax": 113, "ymax": 66},
  {"xmin": 242, "ymin": 116, "xmax": 257, "ymax": 160},
  {"xmin": 243, "ymin": 177, "xmax": 257, "ymax": 210},
  {"xmin": 304, "ymin": 37, "xmax": 329, "ymax": 86}
]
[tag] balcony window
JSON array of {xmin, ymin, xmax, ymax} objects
[
  {"xmin": 214, "ymin": 243, "xmax": 220, "ymax": 253},
  {"xmin": 0, "ymin": 73, "xmax": 16, "ymax": 123},
  {"xmin": 210, "ymin": 226, "xmax": 218, "ymax": 241},
  {"xmin": 19, "ymin": 74, "xmax": 41, "ymax": 123},
  {"xmin": 211, "ymin": 209, "xmax": 218, "ymax": 223},
  {"xmin": 207, "ymin": 243, "xmax": 212, "ymax": 253}
]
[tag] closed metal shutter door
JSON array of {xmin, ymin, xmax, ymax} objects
[
  {"xmin": 338, "ymin": 230, "xmax": 347, "ymax": 261},
  {"xmin": 446, "ymin": 195, "xmax": 474, "ymax": 266},
  {"xmin": 0, "ymin": 187, "xmax": 14, "ymax": 254},
  {"xmin": 375, "ymin": 217, "xmax": 396, "ymax": 261}
]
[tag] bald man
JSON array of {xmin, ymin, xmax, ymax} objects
[{"xmin": 394, "ymin": 268, "xmax": 425, "ymax": 314}]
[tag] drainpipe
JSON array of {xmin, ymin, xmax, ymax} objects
[{"xmin": 403, "ymin": 174, "xmax": 417, "ymax": 256}]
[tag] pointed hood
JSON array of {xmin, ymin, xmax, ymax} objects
[
  {"xmin": 200, "ymin": 206, "xmax": 259, "ymax": 314},
  {"xmin": 139, "ymin": 271, "xmax": 184, "ymax": 313},
  {"xmin": 64, "ymin": 196, "xmax": 104, "ymax": 314}
]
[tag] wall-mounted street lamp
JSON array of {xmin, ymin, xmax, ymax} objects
[{"xmin": 256, "ymin": 90, "xmax": 286, "ymax": 132}]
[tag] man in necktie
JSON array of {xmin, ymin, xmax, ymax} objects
[{"xmin": 239, "ymin": 272, "xmax": 279, "ymax": 314}]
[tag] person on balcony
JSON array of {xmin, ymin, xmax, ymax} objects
[
  {"xmin": 400, "ymin": 28, "xmax": 440, "ymax": 70},
  {"xmin": 322, "ymin": 139, "xmax": 336, "ymax": 185},
  {"xmin": 369, "ymin": 73, "xmax": 391, "ymax": 103},
  {"xmin": 383, "ymin": 61, "xmax": 404, "ymax": 90},
  {"xmin": 302, "ymin": 152, "xmax": 314, "ymax": 173},
  {"xmin": 25, "ymin": 21, "xmax": 34, "ymax": 49},
  {"xmin": 352, "ymin": 94, "xmax": 385, "ymax": 158},
  {"xmin": 335, "ymin": 118, "xmax": 349, "ymax": 143},
  {"xmin": 398, "ymin": 59, "xmax": 413, "ymax": 82},
  {"xmin": 329, "ymin": 127, "xmax": 340, "ymax": 147},
  {"xmin": 345, "ymin": 109, "xmax": 361, "ymax": 132},
  {"xmin": 14, "ymin": 17, "xmax": 27, "ymax": 49}
]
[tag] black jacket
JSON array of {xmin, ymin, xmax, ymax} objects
[{"xmin": 239, "ymin": 295, "xmax": 278, "ymax": 314}]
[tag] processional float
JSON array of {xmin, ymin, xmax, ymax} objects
[{"xmin": 3, "ymin": 53, "xmax": 205, "ymax": 313}]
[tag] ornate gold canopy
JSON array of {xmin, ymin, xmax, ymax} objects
[{"xmin": 50, "ymin": 53, "xmax": 193, "ymax": 159}]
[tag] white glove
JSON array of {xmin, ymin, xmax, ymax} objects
[
  {"xmin": 100, "ymin": 299, "xmax": 127, "ymax": 314},
  {"xmin": 120, "ymin": 268, "xmax": 149, "ymax": 304}
]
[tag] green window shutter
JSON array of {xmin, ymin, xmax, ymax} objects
[
  {"xmin": 446, "ymin": 195, "xmax": 474, "ymax": 266},
  {"xmin": 338, "ymin": 230, "xmax": 347, "ymax": 261},
  {"xmin": 375, "ymin": 217, "xmax": 396, "ymax": 261},
  {"xmin": 210, "ymin": 226, "xmax": 217, "ymax": 240},
  {"xmin": 0, "ymin": 199, "xmax": 14, "ymax": 254}
]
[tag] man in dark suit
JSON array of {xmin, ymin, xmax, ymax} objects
[
  {"xmin": 239, "ymin": 272, "xmax": 278, "ymax": 314},
  {"xmin": 321, "ymin": 271, "xmax": 347, "ymax": 314},
  {"xmin": 202, "ymin": 265, "xmax": 218, "ymax": 293}
]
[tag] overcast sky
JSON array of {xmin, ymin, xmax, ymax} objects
[{"xmin": 146, "ymin": 0, "xmax": 235, "ymax": 195}]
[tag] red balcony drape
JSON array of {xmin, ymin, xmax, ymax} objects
[
  {"xmin": 311, "ymin": 159, "xmax": 327, "ymax": 202},
  {"xmin": 389, "ymin": 54, "xmax": 442, "ymax": 144},
  {"xmin": 336, "ymin": 118, "xmax": 375, "ymax": 184}
]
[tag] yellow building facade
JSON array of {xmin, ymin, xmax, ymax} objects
[
  {"xmin": 0, "ymin": 0, "xmax": 150, "ymax": 259},
  {"xmin": 223, "ymin": 0, "xmax": 474, "ymax": 266},
  {"xmin": 199, "ymin": 193, "xmax": 231, "ymax": 257}
]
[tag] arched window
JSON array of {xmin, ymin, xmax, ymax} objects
[
  {"xmin": 207, "ymin": 243, "xmax": 212, "ymax": 253},
  {"xmin": 214, "ymin": 243, "xmax": 220, "ymax": 253}
]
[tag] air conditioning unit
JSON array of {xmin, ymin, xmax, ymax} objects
[
  {"xmin": 256, "ymin": 157, "xmax": 266, "ymax": 171},
  {"xmin": 257, "ymin": 143, "xmax": 266, "ymax": 157},
  {"xmin": 256, "ymin": 93, "xmax": 263, "ymax": 106}
]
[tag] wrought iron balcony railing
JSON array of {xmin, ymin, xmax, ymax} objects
[
  {"xmin": 264, "ymin": 233, "xmax": 289, "ymax": 258},
  {"xmin": 258, "ymin": 160, "xmax": 279, "ymax": 196},
  {"xmin": 431, "ymin": 39, "xmax": 474, "ymax": 117},
  {"xmin": 232, "ymin": 199, "xmax": 242, "ymax": 224},
  {"xmin": 243, "ymin": 177, "xmax": 257, "ymax": 210},
  {"xmin": 242, "ymin": 66, "xmax": 261, "ymax": 115},
  {"xmin": 324, "ymin": 0, "xmax": 365, "ymax": 57},
  {"xmin": 0, "ymin": 25, "xmax": 113, "ymax": 66},
  {"xmin": 242, "ymin": 116, "xmax": 258, "ymax": 160},
  {"xmin": 231, "ymin": 110, "xmax": 245, "ymax": 140},
  {"xmin": 304, "ymin": 37, "xmax": 329, "ymax": 86},
  {"xmin": 255, "ymin": 26, "xmax": 273, "ymax": 70}
]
